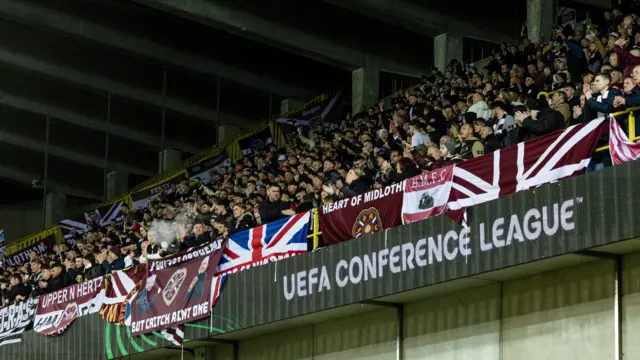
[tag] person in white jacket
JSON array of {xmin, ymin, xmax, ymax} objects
[{"xmin": 468, "ymin": 92, "xmax": 493, "ymax": 120}]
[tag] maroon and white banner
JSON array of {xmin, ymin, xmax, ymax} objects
[
  {"xmin": 447, "ymin": 118, "xmax": 607, "ymax": 211},
  {"xmin": 609, "ymin": 115, "xmax": 640, "ymax": 165},
  {"xmin": 402, "ymin": 166, "xmax": 454, "ymax": 224},
  {"xmin": 33, "ymin": 277, "xmax": 105, "ymax": 336},
  {"xmin": 319, "ymin": 182, "xmax": 404, "ymax": 245},
  {"xmin": 130, "ymin": 241, "xmax": 225, "ymax": 336}
]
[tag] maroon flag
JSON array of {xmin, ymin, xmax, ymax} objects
[
  {"xmin": 33, "ymin": 277, "xmax": 105, "ymax": 336},
  {"xmin": 130, "ymin": 241, "xmax": 225, "ymax": 336},
  {"xmin": 447, "ymin": 118, "xmax": 607, "ymax": 212},
  {"xmin": 99, "ymin": 265, "xmax": 146, "ymax": 325},
  {"xmin": 319, "ymin": 182, "xmax": 404, "ymax": 245}
]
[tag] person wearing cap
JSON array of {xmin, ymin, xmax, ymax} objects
[{"xmin": 101, "ymin": 246, "xmax": 125, "ymax": 275}]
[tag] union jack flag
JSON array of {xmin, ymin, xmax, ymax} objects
[
  {"xmin": 59, "ymin": 201, "xmax": 126, "ymax": 245},
  {"xmin": 447, "ymin": 117, "xmax": 607, "ymax": 212},
  {"xmin": 217, "ymin": 212, "xmax": 311, "ymax": 275}
]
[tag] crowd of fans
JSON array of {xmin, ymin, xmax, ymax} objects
[{"xmin": 2, "ymin": 8, "xmax": 640, "ymax": 307}]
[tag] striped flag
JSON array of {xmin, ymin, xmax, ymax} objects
[
  {"xmin": 609, "ymin": 115, "xmax": 640, "ymax": 165},
  {"xmin": 99, "ymin": 265, "xmax": 146, "ymax": 324},
  {"xmin": 160, "ymin": 325, "xmax": 184, "ymax": 346}
]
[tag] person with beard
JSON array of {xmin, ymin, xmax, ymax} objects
[{"xmin": 212, "ymin": 198, "xmax": 234, "ymax": 228}]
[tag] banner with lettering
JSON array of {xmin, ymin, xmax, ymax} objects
[
  {"xmin": 33, "ymin": 277, "xmax": 105, "ymax": 336},
  {"xmin": 186, "ymin": 151, "xmax": 230, "ymax": 184},
  {"xmin": 402, "ymin": 166, "xmax": 454, "ymax": 224},
  {"xmin": 0, "ymin": 298, "xmax": 38, "ymax": 347},
  {"xmin": 0, "ymin": 235, "xmax": 57, "ymax": 268},
  {"xmin": 319, "ymin": 182, "xmax": 405, "ymax": 245},
  {"xmin": 131, "ymin": 172, "xmax": 187, "ymax": 210},
  {"xmin": 277, "ymin": 91, "xmax": 343, "ymax": 140},
  {"xmin": 130, "ymin": 241, "xmax": 225, "ymax": 336},
  {"xmin": 237, "ymin": 127, "xmax": 274, "ymax": 158},
  {"xmin": 59, "ymin": 200, "xmax": 126, "ymax": 246},
  {"xmin": 99, "ymin": 265, "xmax": 147, "ymax": 325}
]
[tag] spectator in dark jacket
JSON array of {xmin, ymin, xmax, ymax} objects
[
  {"xmin": 340, "ymin": 169, "xmax": 371, "ymax": 198},
  {"xmin": 480, "ymin": 126, "xmax": 502, "ymax": 153},
  {"xmin": 258, "ymin": 184, "xmax": 295, "ymax": 224},
  {"xmin": 394, "ymin": 157, "xmax": 421, "ymax": 181},
  {"xmin": 4, "ymin": 274, "xmax": 30, "ymax": 305},
  {"xmin": 182, "ymin": 222, "xmax": 211, "ymax": 250},
  {"xmin": 231, "ymin": 204, "xmax": 256, "ymax": 234},
  {"xmin": 514, "ymin": 101, "xmax": 565, "ymax": 142},
  {"xmin": 583, "ymin": 72, "xmax": 622, "ymax": 121},
  {"xmin": 47, "ymin": 263, "xmax": 71, "ymax": 293},
  {"xmin": 101, "ymin": 247, "xmax": 125, "ymax": 274}
]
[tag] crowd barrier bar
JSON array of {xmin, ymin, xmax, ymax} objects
[{"xmin": 306, "ymin": 209, "xmax": 323, "ymax": 249}]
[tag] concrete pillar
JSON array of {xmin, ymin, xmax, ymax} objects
[
  {"xmin": 158, "ymin": 149, "xmax": 182, "ymax": 174},
  {"xmin": 352, "ymin": 67, "xmax": 380, "ymax": 114},
  {"xmin": 106, "ymin": 171, "xmax": 128, "ymax": 200},
  {"xmin": 434, "ymin": 33, "xmax": 463, "ymax": 72},
  {"xmin": 217, "ymin": 124, "xmax": 242, "ymax": 144},
  {"xmin": 280, "ymin": 98, "xmax": 305, "ymax": 116},
  {"xmin": 44, "ymin": 192, "xmax": 66, "ymax": 226},
  {"xmin": 527, "ymin": 0, "xmax": 557, "ymax": 42}
]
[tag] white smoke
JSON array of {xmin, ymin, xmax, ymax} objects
[{"xmin": 148, "ymin": 219, "xmax": 178, "ymax": 250}]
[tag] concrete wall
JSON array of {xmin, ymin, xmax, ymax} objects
[
  {"xmin": 0, "ymin": 197, "xmax": 98, "ymax": 243},
  {"xmin": 205, "ymin": 254, "xmax": 632, "ymax": 360},
  {"xmin": 0, "ymin": 200, "xmax": 44, "ymax": 241}
]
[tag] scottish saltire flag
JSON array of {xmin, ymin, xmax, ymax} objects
[{"xmin": 217, "ymin": 211, "xmax": 310, "ymax": 275}]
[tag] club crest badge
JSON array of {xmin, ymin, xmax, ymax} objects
[
  {"xmin": 162, "ymin": 268, "xmax": 187, "ymax": 306},
  {"xmin": 352, "ymin": 207, "xmax": 383, "ymax": 239}
]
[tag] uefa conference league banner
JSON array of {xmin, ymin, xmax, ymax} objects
[
  {"xmin": 33, "ymin": 277, "xmax": 105, "ymax": 336},
  {"xmin": 0, "ymin": 298, "xmax": 38, "ymax": 347},
  {"xmin": 0, "ymin": 235, "xmax": 57, "ymax": 268},
  {"xmin": 320, "ymin": 118, "xmax": 608, "ymax": 244},
  {"xmin": 130, "ymin": 241, "xmax": 226, "ymax": 336},
  {"xmin": 131, "ymin": 172, "xmax": 187, "ymax": 210},
  {"xmin": 59, "ymin": 201, "xmax": 126, "ymax": 246},
  {"xmin": 186, "ymin": 151, "xmax": 230, "ymax": 184}
]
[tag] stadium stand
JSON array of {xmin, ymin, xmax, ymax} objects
[{"xmin": 3, "ymin": 9, "xmax": 640, "ymax": 308}]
